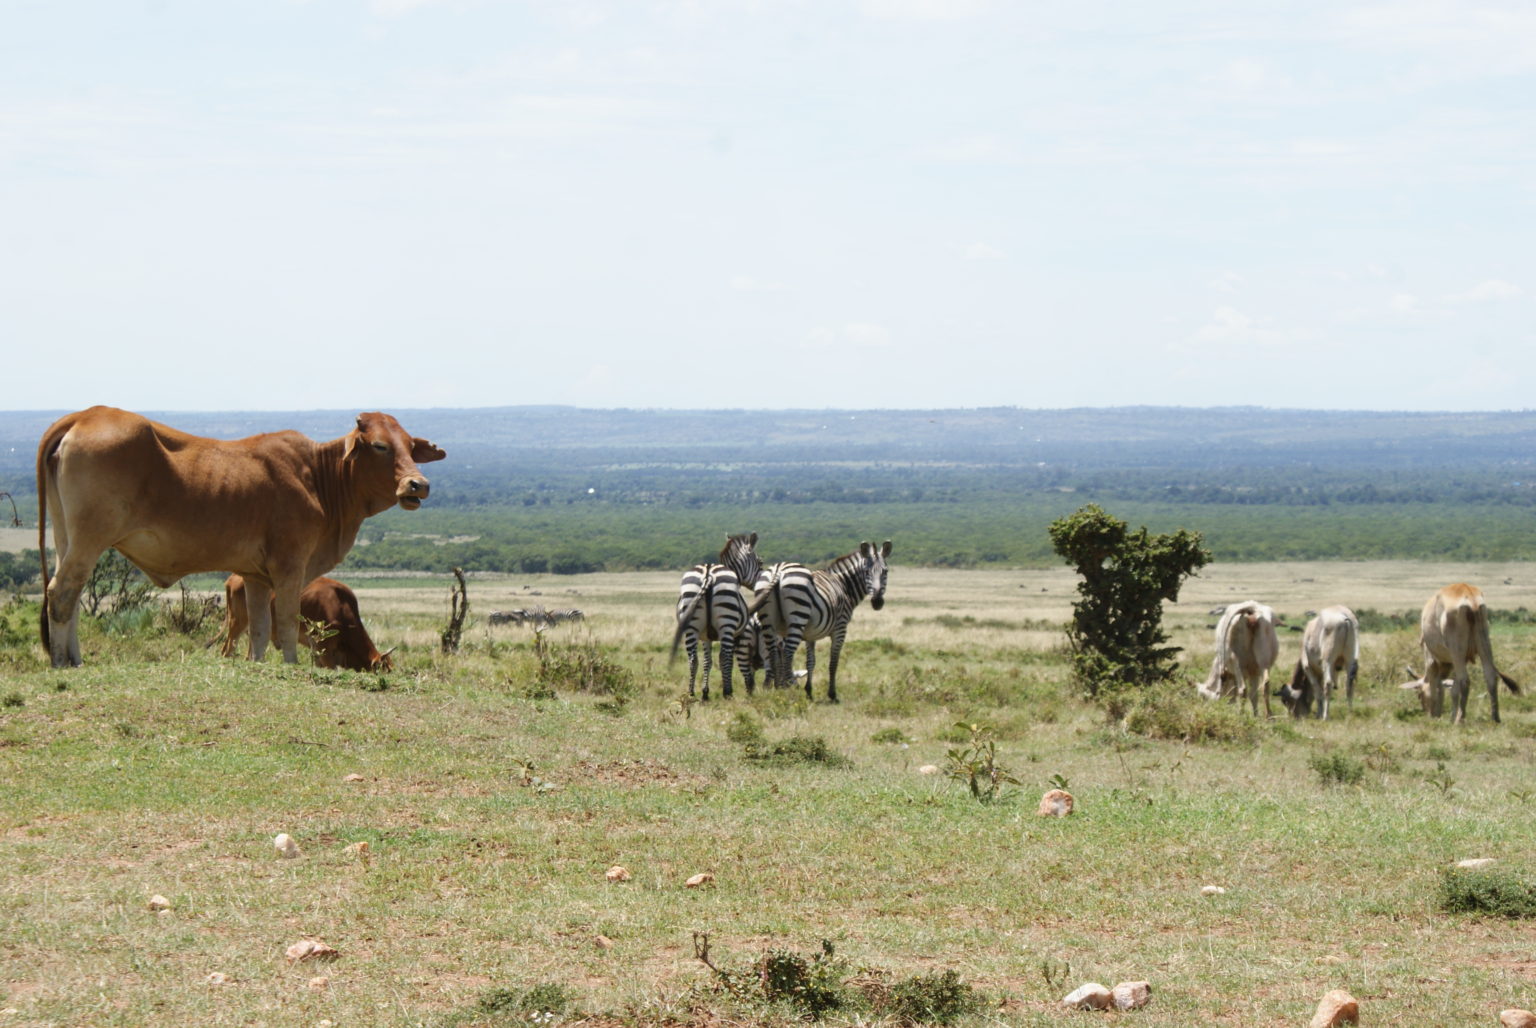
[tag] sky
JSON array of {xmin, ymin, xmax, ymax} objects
[{"xmin": 2, "ymin": 0, "xmax": 1533, "ymax": 413}]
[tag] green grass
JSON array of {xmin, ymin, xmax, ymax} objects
[{"xmin": 4, "ymin": 564, "xmax": 1536, "ymax": 1025}]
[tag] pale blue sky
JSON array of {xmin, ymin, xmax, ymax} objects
[{"xmin": 3, "ymin": 0, "xmax": 1532, "ymax": 411}]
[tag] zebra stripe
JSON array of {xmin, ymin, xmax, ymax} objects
[
  {"xmin": 748, "ymin": 540, "xmax": 892, "ymax": 703},
  {"xmin": 669, "ymin": 532, "xmax": 761, "ymax": 700}
]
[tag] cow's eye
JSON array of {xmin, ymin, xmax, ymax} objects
[{"xmin": 371, "ymin": 441, "xmax": 389, "ymax": 453}]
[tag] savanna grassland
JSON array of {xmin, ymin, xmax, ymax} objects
[{"xmin": 4, "ymin": 561, "xmax": 1536, "ymax": 1027}]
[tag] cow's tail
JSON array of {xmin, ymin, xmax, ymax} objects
[
  {"xmin": 1473, "ymin": 604, "xmax": 1519, "ymax": 695},
  {"xmin": 36, "ymin": 424, "xmax": 54, "ymax": 656},
  {"xmin": 1345, "ymin": 610, "xmax": 1361, "ymax": 695}
]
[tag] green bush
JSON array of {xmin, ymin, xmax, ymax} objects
[
  {"xmin": 883, "ymin": 969, "xmax": 982, "ymax": 1026},
  {"xmin": 1123, "ymin": 681, "xmax": 1259, "ymax": 744},
  {"xmin": 1438, "ymin": 868, "xmax": 1536, "ymax": 918},
  {"xmin": 744, "ymin": 735, "xmax": 851, "ymax": 767},
  {"xmin": 1309, "ymin": 752, "xmax": 1366, "ymax": 786},
  {"xmin": 758, "ymin": 944, "xmax": 847, "ymax": 1019}
]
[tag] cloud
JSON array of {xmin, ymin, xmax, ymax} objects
[
  {"xmin": 1209, "ymin": 271, "xmax": 1245, "ymax": 293},
  {"xmin": 804, "ymin": 323, "xmax": 892, "ymax": 349},
  {"xmin": 1180, "ymin": 306, "xmax": 1288, "ymax": 350},
  {"xmin": 858, "ymin": 0, "xmax": 992, "ymax": 21},
  {"xmin": 730, "ymin": 274, "xmax": 785, "ymax": 292},
  {"xmin": 1446, "ymin": 279, "xmax": 1523, "ymax": 303},
  {"xmin": 963, "ymin": 242, "xmax": 1006, "ymax": 261}
]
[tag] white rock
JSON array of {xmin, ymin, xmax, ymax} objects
[
  {"xmin": 1200, "ymin": 885, "xmax": 1226, "ymax": 896},
  {"xmin": 1061, "ymin": 983, "xmax": 1112, "ymax": 1010},
  {"xmin": 308, "ymin": 976, "xmax": 329, "ymax": 990},
  {"xmin": 146, "ymin": 894, "xmax": 171, "ymax": 911},
  {"xmin": 1111, "ymin": 980, "xmax": 1152, "ymax": 1010},
  {"xmin": 1501, "ymin": 1010, "xmax": 1536, "ymax": 1028},
  {"xmin": 1308, "ymin": 988, "xmax": 1359, "ymax": 1028},
  {"xmin": 205, "ymin": 972, "xmax": 230, "ymax": 986},
  {"xmin": 1037, "ymin": 789, "xmax": 1074, "ymax": 817},
  {"xmin": 918, "ymin": 764, "xmax": 940, "ymax": 775},
  {"xmin": 285, "ymin": 939, "xmax": 339, "ymax": 963},
  {"xmin": 274, "ymin": 833, "xmax": 301, "ymax": 859},
  {"xmin": 685, "ymin": 872, "xmax": 715, "ymax": 888},
  {"xmin": 605, "ymin": 865, "xmax": 631, "ymax": 882},
  {"xmin": 1456, "ymin": 857, "xmax": 1497, "ymax": 869}
]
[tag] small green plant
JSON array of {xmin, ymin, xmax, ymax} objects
[
  {"xmin": 1425, "ymin": 761, "xmax": 1456, "ymax": 796},
  {"xmin": 944, "ymin": 723, "xmax": 1020, "ymax": 804},
  {"xmin": 726, "ymin": 711, "xmax": 767, "ymax": 749},
  {"xmin": 2, "ymin": 692, "xmax": 22, "ymax": 709},
  {"xmin": 883, "ymin": 968, "xmax": 982, "ymax": 1026},
  {"xmin": 758, "ymin": 941, "xmax": 847, "ymax": 1018},
  {"xmin": 871, "ymin": 726, "xmax": 908, "ymax": 744},
  {"xmin": 1048, "ymin": 772, "xmax": 1070, "ymax": 791},
  {"xmin": 472, "ymin": 981, "xmax": 576, "ymax": 1023},
  {"xmin": 1309, "ymin": 752, "xmax": 1366, "ymax": 786},
  {"xmin": 745, "ymin": 735, "xmax": 851, "ymax": 767},
  {"xmin": 1438, "ymin": 867, "xmax": 1536, "ymax": 918},
  {"xmin": 297, "ymin": 614, "xmax": 337, "ymax": 666}
]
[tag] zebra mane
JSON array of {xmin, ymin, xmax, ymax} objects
[
  {"xmin": 719, "ymin": 532, "xmax": 761, "ymax": 582},
  {"xmin": 823, "ymin": 549, "xmax": 871, "ymax": 595}
]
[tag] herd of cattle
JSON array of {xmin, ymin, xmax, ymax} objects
[
  {"xmin": 25, "ymin": 407, "xmax": 1527, "ymax": 722},
  {"xmin": 1196, "ymin": 583, "xmax": 1521, "ymax": 724}
]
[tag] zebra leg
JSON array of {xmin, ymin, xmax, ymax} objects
[
  {"xmin": 685, "ymin": 631, "xmax": 699, "ymax": 698},
  {"xmin": 700, "ymin": 636, "xmax": 715, "ymax": 701},
  {"xmin": 824, "ymin": 625, "xmax": 848, "ymax": 704},
  {"xmin": 802, "ymin": 640, "xmax": 816, "ymax": 700},
  {"xmin": 780, "ymin": 626, "xmax": 806, "ymax": 690},
  {"xmin": 718, "ymin": 630, "xmax": 735, "ymax": 699}
]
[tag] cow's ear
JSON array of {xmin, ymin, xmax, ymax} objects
[
  {"xmin": 343, "ymin": 430, "xmax": 360, "ymax": 461},
  {"xmin": 412, "ymin": 438, "xmax": 446, "ymax": 463}
]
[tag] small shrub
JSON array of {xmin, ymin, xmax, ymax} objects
[
  {"xmin": 726, "ymin": 711, "xmax": 766, "ymax": 748},
  {"xmin": 1309, "ymin": 752, "xmax": 1366, "ymax": 786},
  {"xmin": 2, "ymin": 692, "xmax": 23, "ymax": 708},
  {"xmin": 758, "ymin": 942, "xmax": 847, "ymax": 1019},
  {"xmin": 944, "ymin": 723, "xmax": 1020, "ymax": 804},
  {"xmin": 883, "ymin": 969, "xmax": 982, "ymax": 1025},
  {"xmin": 1438, "ymin": 867, "xmax": 1536, "ymax": 918},
  {"xmin": 744, "ymin": 735, "xmax": 851, "ymax": 767},
  {"xmin": 473, "ymin": 981, "xmax": 576, "ymax": 1022},
  {"xmin": 1123, "ymin": 681, "xmax": 1258, "ymax": 744},
  {"xmin": 871, "ymin": 726, "xmax": 908, "ymax": 744}
]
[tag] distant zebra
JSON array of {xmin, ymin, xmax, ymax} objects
[
  {"xmin": 749, "ymin": 540, "xmax": 892, "ymax": 703},
  {"xmin": 670, "ymin": 532, "xmax": 762, "ymax": 700}
]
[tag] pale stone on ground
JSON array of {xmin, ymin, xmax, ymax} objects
[
  {"xmin": 274, "ymin": 833, "xmax": 301, "ymax": 859},
  {"xmin": 605, "ymin": 865, "xmax": 631, "ymax": 882},
  {"xmin": 1309, "ymin": 989, "xmax": 1358, "ymax": 1027},
  {"xmin": 1037, "ymin": 789, "xmax": 1074, "ymax": 817},
  {"xmin": 1456, "ymin": 857, "xmax": 1497, "ymax": 869},
  {"xmin": 1501, "ymin": 1010, "xmax": 1536, "ymax": 1028},
  {"xmin": 918, "ymin": 764, "xmax": 939, "ymax": 775},
  {"xmin": 146, "ymin": 895, "xmax": 171, "ymax": 911},
  {"xmin": 685, "ymin": 872, "xmax": 715, "ymax": 888},
  {"xmin": 1111, "ymin": 980, "xmax": 1152, "ymax": 1010},
  {"xmin": 1201, "ymin": 885, "xmax": 1226, "ymax": 896},
  {"xmin": 1061, "ymin": 983, "xmax": 1112, "ymax": 1010},
  {"xmin": 285, "ymin": 939, "xmax": 339, "ymax": 963}
]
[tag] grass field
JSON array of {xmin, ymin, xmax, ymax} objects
[{"xmin": 4, "ymin": 561, "xmax": 1536, "ymax": 1026}]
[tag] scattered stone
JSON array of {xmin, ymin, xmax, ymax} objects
[
  {"xmin": 1111, "ymin": 980, "xmax": 1152, "ymax": 1010},
  {"xmin": 146, "ymin": 894, "xmax": 172, "ymax": 912},
  {"xmin": 918, "ymin": 764, "xmax": 940, "ymax": 775},
  {"xmin": 605, "ymin": 865, "xmax": 631, "ymax": 883},
  {"xmin": 274, "ymin": 833, "xmax": 302, "ymax": 859},
  {"xmin": 205, "ymin": 972, "xmax": 230, "ymax": 986},
  {"xmin": 343, "ymin": 773, "xmax": 366, "ymax": 783},
  {"xmin": 1200, "ymin": 885, "xmax": 1226, "ymax": 896},
  {"xmin": 1309, "ymin": 989, "xmax": 1358, "ymax": 1028},
  {"xmin": 285, "ymin": 939, "xmax": 340, "ymax": 963},
  {"xmin": 1501, "ymin": 1011, "xmax": 1536, "ymax": 1028},
  {"xmin": 594, "ymin": 935, "xmax": 615, "ymax": 950},
  {"xmin": 1457, "ymin": 857, "xmax": 1497, "ymax": 870},
  {"xmin": 1037, "ymin": 789, "xmax": 1074, "ymax": 817},
  {"xmin": 344, "ymin": 841, "xmax": 371, "ymax": 864},
  {"xmin": 308, "ymin": 976, "xmax": 329, "ymax": 990},
  {"xmin": 1060, "ymin": 983, "xmax": 1112, "ymax": 1010},
  {"xmin": 685, "ymin": 872, "xmax": 715, "ymax": 888}
]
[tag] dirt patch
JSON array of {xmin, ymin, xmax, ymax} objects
[{"xmin": 573, "ymin": 759, "xmax": 707, "ymax": 789}]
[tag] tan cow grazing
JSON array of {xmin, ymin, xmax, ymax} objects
[
  {"xmin": 1196, "ymin": 600, "xmax": 1280, "ymax": 717},
  {"xmin": 37, "ymin": 407, "xmax": 445, "ymax": 668},
  {"xmin": 218, "ymin": 574, "xmax": 393, "ymax": 672},
  {"xmin": 1278, "ymin": 605, "xmax": 1360, "ymax": 720},
  {"xmin": 1399, "ymin": 583, "xmax": 1520, "ymax": 724}
]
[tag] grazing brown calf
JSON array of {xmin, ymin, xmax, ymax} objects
[
  {"xmin": 1399, "ymin": 583, "xmax": 1520, "ymax": 724},
  {"xmin": 36, "ymin": 407, "xmax": 443, "ymax": 667},
  {"xmin": 219, "ymin": 574, "xmax": 393, "ymax": 672}
]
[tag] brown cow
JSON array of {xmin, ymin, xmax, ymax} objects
[
  {"xmin": 37, "ymin": 407, "xmax": 444, "ymax": 667},
  {"xmin": 1398, "ymin": 583, "xmax": 1520, "ymax": 724},
  {"xmin": 218, "ymin": 574, "xmax": 393, "ymax": 672}
]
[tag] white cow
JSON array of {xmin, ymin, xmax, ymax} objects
[
  {"xmin": 1398, "ymin": 583, "xmax": 1520, "ymax": 724},
  {"xmin": 1277, "ymin": 605, "xmax": 1359, "ymax": 720},
  {"xmin": 1197, "ymin": 600, "xmax": 1280, "ymax": 717}
]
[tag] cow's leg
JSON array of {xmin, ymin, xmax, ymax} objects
[
  {"xmin": 44, "ymin": 542, "xmax": 103, "ymax": 668},
  {"xmin": 1260, "ymin": 669, "xmax": 1272, "ymax": 718},
  {"xmin": 1482, "ymin": 658, "xmax": 1502, "ymax": 725},
  {"xmin": 1451, "ymin": 662, "xmax": 1471, "ymax": 725},
  {"xmin": 270, "ymin": 577, "xmax": 305, "ymax": 664},
  {"xmin": 1316, "ymin": 666, "xmax": 1331, "ymax": 720},
  {"xmin": 244, "ymin": 578, "xmax": 275, "ymax": 661}
]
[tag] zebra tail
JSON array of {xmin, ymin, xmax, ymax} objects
[{"xmin": 669, "ymin": 592, "xmax": 706, "ymax": 666}]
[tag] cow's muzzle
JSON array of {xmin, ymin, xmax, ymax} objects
[{"xmin": 397, "ymin": 476, "xmax": 430, "ymax": 510}]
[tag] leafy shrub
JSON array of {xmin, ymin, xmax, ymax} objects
[
  {"xmin": 472, "ymin": 982, "xmax": 576, "ymax": 1023},
  {"xmin": 1438, "ymin": 868, "xmax": 1536, "ymax": 918},
  {"xmin": 883, "ymin": 969, "xmax": 982, "ymax": 1026},
  {"xmin": 726, "ymin": 711, "xmax": 766, "ymax": 748},
  {"xmin": 537, "ymin": 640, "xmax": 633, "ymax": 701},
  {"xmin": 758, "ymin": 943, "xmax": 847, "ymax": 1019},
  {"xmin": 944, "ymin": 722, "xmax": 1020, "ymax": 804},
  {"xmin": 871, "ymin": 726, "xmax": 908, "ymax": 744},
  {"xmin": 1309, "ymin": 752, "xmax": 1366, "ymax": 786},
  {"xmin": 1123, "ymin": 681, "xmax": 1259, "ymax": 744},
  {"xmin": 744, "ymin": 735, "xmax": 851, "ymax": 767}
]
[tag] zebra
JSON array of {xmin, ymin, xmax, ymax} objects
[
  {"xmin": 669, "ymin": 532, "xmax": 762, "ymax": 701},
  {"xmin": 748, "ymin": 540, "xmax": 892, "ymax": 703}
]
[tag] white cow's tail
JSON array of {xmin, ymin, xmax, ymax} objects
[{"xmin": 1473, "ymin": 603, "xmax": 1520, "ymax": 696}]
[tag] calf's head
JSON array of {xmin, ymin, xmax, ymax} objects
[{"xmin": 1276, "ymin": 660, "xmax": 1310, "ymax": 717}]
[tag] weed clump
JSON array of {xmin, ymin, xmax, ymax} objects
[
  {"xmin": 1309, "ymin": 751, "xmax": 1366, "ymax": 786},
  {"xmin": 883, "ymin": 968, "xmax": 983, "ymax": 1025},
  {"xmin": 1122, "ymin": 681, "xmax": 1258, "ymax": 744},
  {"xmin": 471, "ymin": 982, "xmax": 576, "ymax": 1023},
  {"xmin": 871, "ymin": 726, "xmax": 908, "ymax": 744},
  {"xmin": 758, "ymin": 943, "xmax": 846, "ymax": 1018},
  {"xmin": 1438, "ymin": 867, "xmax": 1536, "ymax": 918},
  {"xmin": 745, "ymin": 735, "xmax": 851, "ymax": 767}
]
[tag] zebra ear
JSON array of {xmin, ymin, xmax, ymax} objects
[
  {"xmin": 880, "ymin": 540, "xmax": 892, "ymax": 557},
  {"xmin": 859, "ymin": 541, "xmax": 873, "ymax": 557}
]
